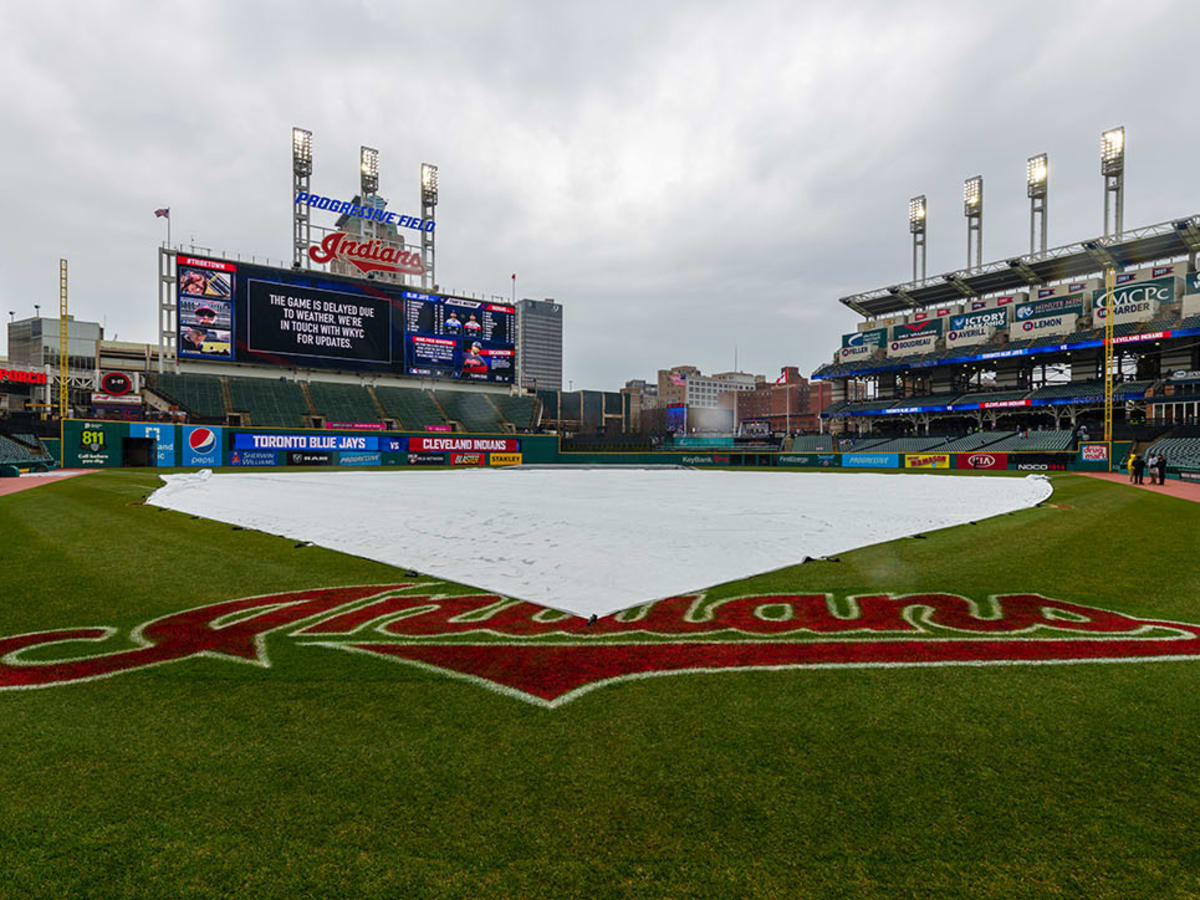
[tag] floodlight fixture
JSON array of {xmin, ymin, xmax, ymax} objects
[
  {"xmin": 963, "ymin": 176, "xmax": 983, "ymax": 216},
  {"xmin": 360, "ymin": 146, "xmax": 379, "ymax": 195},
  {"xmin": 1101, "ymin": 126, "xmax": 1125, "ymax": 175},
  {"xmin": 908, "ymin": 195, "xmax": 927, "ymax": 283},
  {"xmin": 421, "ymin": 163, "xmax": 439, "ymax": 205},
  {"xmin": 292, "ymin": 127, "xmax": 313, "ymax": 176},
  {"xmin": 1101, "ymin": 126, "xmax": 1125, "ymax": 238},
  {"xmin": 908, "ymin": 195, "xmax": 926, "ymax": 234},
  {"xmin": 1026, "ymin": 153, "xmax": 1048, "ymax": 198}
]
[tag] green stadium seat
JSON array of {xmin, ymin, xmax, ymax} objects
[
  {"xmin": 373, "ymin": 386, "xmax": 447, "ymax": 430},
  {"xmin": 306, "ymin": 382, "xmax": 381, "ymax": 425},
  {"xmin": 226, "ymin": 377, "xmax": 310, "ymax": 428}
]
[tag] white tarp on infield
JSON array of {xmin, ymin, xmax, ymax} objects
[{"xmin": 147, "ymin": 469, "xmax": 1052, "ymax": 618}]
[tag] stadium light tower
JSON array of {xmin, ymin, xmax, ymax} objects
[
  {"xmin": 963, "ymin": 176, "xmax": 983, "ymax": 273},
  {"xmin": 1101, "ymin": 126, "xmax": 1125, "ymax": 239},
  {"xmin": 420, "ymin": 163, "xmax": 438, "ymax": 289},
  {"xmin": 1027, "ymin": 153, "xmax": 1048, "ymax": 256},
  {"xmin": 909, "ymin": 195, "xmax": 927, "ymax": 283},
  {"xmin": 360, "ymin": 146, "xmax": 379, "ymax": 196},
  {"xmin": 292, "ymin": 127, "xmax": 313, "ymax": 268}
]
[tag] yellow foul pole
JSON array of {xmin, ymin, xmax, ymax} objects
[
  {"xmin": 58, "ymin": 259, "xmax": 70, "ymax": 423},
  {"xmin": 1102, "ymin": 267, "xmax": 1115, "ymax": 471}
]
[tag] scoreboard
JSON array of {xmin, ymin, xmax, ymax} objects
[{"xmin": 175, "ymin": 255, "xmax": 516, "ymax": 384}]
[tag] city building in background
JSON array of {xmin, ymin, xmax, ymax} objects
[
  {"xmin": 734, "ymin": 367, "xmax": 832, "ymax": 434},
  {"xmin": 516, "ymin": 298, "xmax": 563, "ymax": 391}
]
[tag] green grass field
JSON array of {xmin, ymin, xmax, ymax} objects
[{"xmin": 2, "ymin": 469, "xmax": 1199, "ymax": 897}]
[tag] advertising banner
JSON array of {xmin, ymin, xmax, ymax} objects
[
  {"xmin": 892, "ymin": 320, "xmax": 944, "ymax": 339},
  {"xmin": 410, "ymin": 436, "xmax": 520, "ymax": 453},
  {"xmin": 450, "ymin": 452, "xmax": 485, "ymax": 466},
  {"xmin": 946, "ymin": 308, "xmax": 1006, "ymax": 347},
  {"xmin": 325, "ymin": 421, "xmax": 386, "ymax": 431},
  {"xmin": 1092, "ymin": 276, "xmax": 1174, "ymax": 325},
  {"xmin": 1016, "ymin": 314, "xmax": 1076, "ymax": 338},
  {"xmin": 406, "ymin": 452, "xmax": 445, "ymax": 466},
  {"xmin": 338, "ymin": 452, "xmax": 382, "ymax": 466},
  {"xmin": 288, "ymin": 451, "xmax": 333, "ymax": 465},
  {"xmin": 1187, "ymin": 273, "xmax": 1200, "ymax": 294},
  {"xmin": 75, "ymin": 422, "xmax": 121, "ymax": 467},
  {"xmin": 777, "ymin": 454, "xmax": 838, "ymax": 467},
  {"xmin": 954, "ymin": 452, "xmax": 1008, "ymax": 470},
  {"xmin": 229, "ymin": 450, "xmax": 278, "ymax": 466},
  {"xmin": 839, "ymin": 327, "xmax": 888, "ymax": 361},
  {"xmin": 181, "ymin": 425, "xmax": 223, "ymax": 467},
  {"xmin": 233, "ymin": 433, "xmax": 379, "ymax": 452},
  {"xmin": 0, "ymin": 367, "xmax": 48, "ymax": 386},
  {"xmin": 888, "ymin": 332, "xmax": 939, "ymax": 357},
  {"xmin": 177, "ymin": 257, "xmax": 236, "ymax": 360},
  {"xmin": 129, "ymin": 423, "xmax": 177, "ymax": 466},
  {"xmin": 905, "ymin": 453, "xmax": 951, "ymax": 469},
  {"xmin": 1014, "ymin": 294, "xmax": 1084, "ymax": 322},
  {"xmin": 1080, "ymin": 443, "xmax": 1109, "ymax": 462},
  {"xmin": 489, "ymin": 453, "xmax": 523, "ymax": 466},
  {"xmin": 1010, "ymin": 453, "xmax": 1068, "ymax": 471},
  {"xmin": 843, "ymin": 453, "xmax": 899, "ymax": 468}
]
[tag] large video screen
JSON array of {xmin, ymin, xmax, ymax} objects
[{"xmin": 176, "ymin": 255, "xmax": 516, "ymax": 383}]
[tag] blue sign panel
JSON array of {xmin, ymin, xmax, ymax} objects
[
  {"xmin": 182, "ymin": 425, "xmax": 223, "ymax": 467},
  {"xmin": 233, "ymin": 433, "xmax": 379, "ymax": 452},
  {"xmin": 384, "ymin": 437, "xmax": 409, "ymax": 453},
  {"xmin": 129, "ymin": 423, "xmax": 177, "ymax": 466},
  {"xmin": 843, "ymin": 453, "xmax": 899, "ymax": 468},
  {"xmin": 229, "ymin": 450, "xmax": 278, "ymax": 466},
  {"xmin": 338, "ymin": 452, "xmax": 382, "ymax": 466}
]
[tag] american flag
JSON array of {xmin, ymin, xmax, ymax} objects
[
  {"xmin": 670, "ymin": 372, "xmax": 686, "ymax": 386},
  {"xmin": 154, "ymin": 208, "xmax": 170, "ymax": 218}
]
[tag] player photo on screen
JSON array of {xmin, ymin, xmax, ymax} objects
[
  {"xmin": 178, "ymin": 265, "xmax": 233, "ymax": 299},
  {"xmin": 179, "ymin": 325, "xmax": 232, "ymax": 357},
  {"xmin": 458, "ymin": 340, "xmax": 489, "ymax": 378}
]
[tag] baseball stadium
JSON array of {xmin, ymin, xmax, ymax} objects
[{"xmin": 3, "ymin": 119, "xmax": 1200, "ymax": 898}]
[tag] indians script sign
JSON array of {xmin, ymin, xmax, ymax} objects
[{"xmin": 3, "ymin": 585, "xmax": 1199, "ymax": 707}]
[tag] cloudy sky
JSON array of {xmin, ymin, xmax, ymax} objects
[{"xmin": 3, "ymin": 0, "xmax": 1198, "ymax": 389}]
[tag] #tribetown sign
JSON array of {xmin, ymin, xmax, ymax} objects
[{"xmin": 4, "ymin": 584, "xmax": 1200, "ymax": 707}]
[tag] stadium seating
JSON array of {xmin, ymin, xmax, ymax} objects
[
  {"xmin": 857, "ymin": 436, "xmax": 950, "ymax": 453},
  {"xmin": 226, "ymin": 377, "xmax": 311, "ymax": 427},
  {"xmin": 1029, "ymin": 382, "xmax": 1105, "ymax": 401},
  {"xmin": 372, "ymin": 386, "xmax": 448, "ymax": 430},
  {"xmin": 950, "ymin": 390, "xmax": 1029, "ymax": 405},
  {"xmin": 984, "ymin": 430, "xmax": 1075, "ymax": 451},
  {"xmin": 151, "ymin": 372, "xmax": 226, "ymax": 419},
  {"xmin": 433, "ymin": 390, "xmax": 505, "ymax": 432},
  {"xmin": 306, "ymin": 382, "xmax": 381, "ymax": 424},
  {"xmin": 0, "ymin": 434, "xmax": 45, "ymax": 464},
  {"xmin": 1144, "ymin": 437, "xmax": 1200, "ymax": 469},
  {"xmin": 936, "ymin": 431, "xmax": 1016, "ymax": 451},
  {"xmin": 492, "ymin": 394, "xmax": 538, "ymax": 431},
  {"xmin": 9, "ymin": 433, "xmax": 52, "ymax": 459},
  {"xmin": 788, "ymin": 435, "xmax": 835, "ymax": 452}
]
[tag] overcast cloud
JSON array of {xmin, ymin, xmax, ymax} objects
[{"xmin": 2, "ymin": 0, "xmax": 1197, "ymax": 389}]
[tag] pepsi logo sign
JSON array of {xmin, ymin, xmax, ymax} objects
[{"xmin": 189, "ymin": 428, "xmax": 217, "ymax": 454}]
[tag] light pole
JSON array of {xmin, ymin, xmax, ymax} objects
[
  {"xmin": 1027, "ymin": 153, "xmax": 1048, "ymax": 255},
  {"xmin": 292, "ymin": 127, "xmax": 313, "ymax": 268},
  {"xmin": 909, "ymin": 195, "xmax": 927, "ymax": 283},
  {"xmin": 963, "ymin": 176, "xmax": 982, "ymax": 272},
  {"xmin": 420, "ymin": 163, "xmax": 438, "ymax": 289},
  {"xmin": 1101, "ymin": 126, "xmax": 1125, "ymax": 239},
  {"xmin": 360, "ymin": 145, "xmax": 380, "ymax": 248}
]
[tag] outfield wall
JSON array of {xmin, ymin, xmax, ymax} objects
[{"xmin": 60, "ymin": 419, "xmax": 1142, "ymax": 475}]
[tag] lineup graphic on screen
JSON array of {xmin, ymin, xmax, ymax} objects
[{"xmin": 175, "ymin": 255, "xmax": 515, "ymax": 383}]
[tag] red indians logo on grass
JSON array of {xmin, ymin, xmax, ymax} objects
[
  {"xmin": 309, "ymin": 233, "xmax": 425, "ymax": 277},
  {"xmin": 5, "ymin": 586, "xmax": 1200, "ymax": 706}
]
